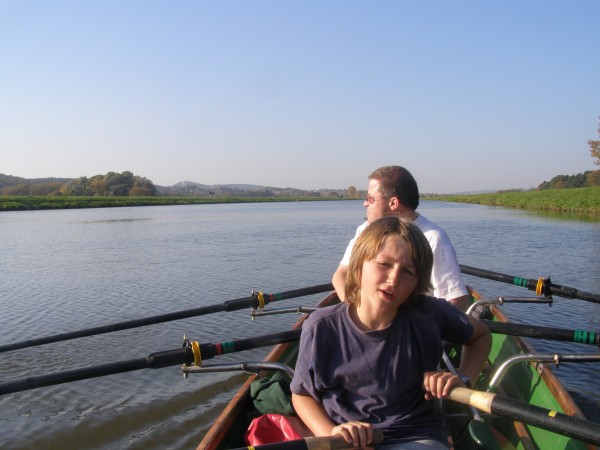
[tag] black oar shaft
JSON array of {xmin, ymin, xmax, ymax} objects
[
  {"xmin": 461, "ymin": 265, "xmax": 600, "ymax": 304},
  {"xmin": 0, "ymin": 303, "xmax": 226, "ymax": 354},
  {"xmin": 229, "ymin": 430, "xmax": 384, "ymax": 450},
  {"xmin": 0, "ymin": 330, "xmax": 301, "ymax": 396},
  {"xmin": 0, "ymin": 347, "xmax": 192, "ymax": 395},
  {"xmin": 0, "ymin": 283, "xmax": 333, "ymax": 354},
  {"xmin": 481, "ymin": 320, "xmax": 600, "ymax": 347},
  {"xmin": 449, "ymin": 387, "xmax": 600, "ymax": 446},
  {"xmin": 198, "ymin": 329, "xmax": 302, "ymax": 360}
]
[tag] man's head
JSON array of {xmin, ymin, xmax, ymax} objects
[{"xmin": 364, "ymin": 166, "xmax": 420, "ymax": 223}]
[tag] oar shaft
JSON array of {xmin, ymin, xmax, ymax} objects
[
  {"xmin": 0, "ymin": 358, "xmax": 148, "ymax": 395},
  {"xmin": 229, "ymin": 430, "xmax": 384, "ymax": 450},
  {"xmin": 0, "ymin": 330, "xmax": 301, "ymax": 396},
  {"xmin": 461, "ymin": 265, "xmax": 600, "ymax": 304},
  {"xmin": 0, "ymin": 283, "xmax": 333, "ymax": 354},
  {"xmin": 448, "ymin": 387, "xmax": 600, "ymax": 446},
  {"xmin": 481, "ymin": 320, "xmax": 600, "ymax": 346},
  {"xmin": 0, "ymin": 303, "xmax": 226, "ymax": 354},
  {"xmin": 199, "ymin": 329, "xmax": 302, "ymax": 359}
]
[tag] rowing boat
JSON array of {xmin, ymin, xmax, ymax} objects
[{"xmin": 195, "ymin": 291, "xmax": 595, "ymax": 450}]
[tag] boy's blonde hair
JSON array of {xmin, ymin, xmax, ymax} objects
[{"xmin": 345, "ymin": 215, "xmax": 433, "ymax": 306}]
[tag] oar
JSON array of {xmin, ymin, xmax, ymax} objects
[
  {"xmin": 461, "ymin": 265, "xmax": 600, "ymax": 304},
  {"xmin": 0, "ymin": 283, "xmax": 332, "ymax": 354},
  {"xmin": 448, "ymin": 386, "xmax": 600, "ymax": 446},
  {"xmin": 481, "ymin": 320, "xmax": 600, "ymax": 347},
  {"xmin": 441, "ymin": 351, "xmax": 502, "ymax": 450},
  {"xmin": 229, "ymin": 429, "xmax": 384, "ymax": 450},
  {"xmin": 0, "ymin": 329, "xmax": 301, "ymax": 396}
]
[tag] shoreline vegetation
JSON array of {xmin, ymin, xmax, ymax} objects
[
  {"xmin": 428, "ymin": 186, "xmax": 600, "ymax": 217},
  {"xmin": 0, "ymin": 195, "xmax": 338, "ymax": 211},
  {"xmin": 1, "ymin": 186, "xmax": 599, "ymax": 217}
]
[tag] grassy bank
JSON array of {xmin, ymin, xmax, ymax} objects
[
  {"xmin": 0, "ymin": 195, "xmax": 338, "ymax": 211},
  {"xmin": 428, "ymin": 186, "xmax": 600, "ymax": 216}
]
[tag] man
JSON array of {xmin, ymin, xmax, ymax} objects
[{"xmin": 332, "ymin": 165, "xmax": 470, "ymax": 311}]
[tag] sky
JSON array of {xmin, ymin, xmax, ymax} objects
[{"xmin": 1, "ymin": 1, "xmax": 599, "ymax": 194}]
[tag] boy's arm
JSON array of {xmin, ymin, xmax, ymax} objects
[
  {"xmin": 424, "ymin": 316, "xmax": 491, "ymax": 399},
  {"xmin": 292, "ymin": 393, "xmax": 336, "ymax": 436},
  {"xmin": 457, "ymin": 315, "xmax": 492, "ymax": 383}
]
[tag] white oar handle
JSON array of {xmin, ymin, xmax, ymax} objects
[{"xmin": 447, "ymin": 387, "xmax": 600, "ymax": 446}]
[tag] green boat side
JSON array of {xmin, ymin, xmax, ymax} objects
[{"xmin": 480, "ymin": 306, "xmax": 592, "ymax": 450}]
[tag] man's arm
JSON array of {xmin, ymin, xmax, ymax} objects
[
  {"xmin": 332, "ymin": 265, "xmax": 348, "ymax": 302},
  {"xmin": 448, "ymin": 294, "xmax": 470, "ymax": 312}
]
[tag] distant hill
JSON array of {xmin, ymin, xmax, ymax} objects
[
  {"xmin": 160, "ymin": 180, "xmax": 347, "ymax": 198},
  {"xmin": 0, "ymin": 174, "xmax": 72, "ymax": 189},
  {"xmin": 171, "ymin": 181, "xmax": 270, "ymax": 191},
  {"xmin": 0, "ymin": 173, "xmax": 356, "ymax": 198}
]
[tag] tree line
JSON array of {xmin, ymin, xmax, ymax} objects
[
  {"xmin": 537, "ymin": 170, "xmax": 600, "ymax": 190},
  {"xmin": 537, "ymin": 117, "xmax": 600, "ymax": 190},
  {"xmin": 0, "ymin": 171, "xmax": 156, "ymax": 196},
  {"xmin": 0, "ymin": 172, "xmax": 358, "ymax": 198}
]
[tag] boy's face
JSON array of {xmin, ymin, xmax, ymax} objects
[
  {"xmin": 364, "ymin": 179, "xmax": 393, "ymax": 223},
  {"xmin": 360, "ymin": 236, "xmax": 418, "ymax": 312}
]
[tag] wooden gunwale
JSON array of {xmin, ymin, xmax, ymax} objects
[{"xmin": 197, "ymin": 292, "xmax": 338, "ymax": 450}]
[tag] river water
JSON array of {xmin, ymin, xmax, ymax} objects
[{"xmin": 0, "ymin": 200, "xmax": 599, "ymax": 449}]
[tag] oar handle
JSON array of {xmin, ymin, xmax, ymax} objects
[
  {"xmin": 229, "ymin": 429, "xmax": 384, "ymax": 450},
  {"xmin": 448, "ymin": 387, "xmax": 600, "ymax": 446}
]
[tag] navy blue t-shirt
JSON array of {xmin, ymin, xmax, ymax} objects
[{"xmin": 290, "ymin": 296, "xmax": 473, "ymax": 444}]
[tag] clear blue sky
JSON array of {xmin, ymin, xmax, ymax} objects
[{"xmin": 1, "ymin": 1, "xmax": 599, "ymax": 193}]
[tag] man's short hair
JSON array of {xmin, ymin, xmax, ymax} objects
[{"xmin": 368, "ymin": 165, "xmax": 419, "ymax": 210}]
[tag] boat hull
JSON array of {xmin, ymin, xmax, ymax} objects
[{"xmin": 197, "ymin": 294, "xmax": 592, "ymax": 450}]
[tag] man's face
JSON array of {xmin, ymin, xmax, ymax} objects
[{"xmin": 364, "ymin": 179, "xmax": 392, "ymax": 223}]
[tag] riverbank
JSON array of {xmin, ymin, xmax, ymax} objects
[
  {"xmin": 0, "ymin": 195, "xmax": 341, "ymax": 211},
  {"xmin": 428, "ymin": 186, "xmax": 600, "ymax": 216}
]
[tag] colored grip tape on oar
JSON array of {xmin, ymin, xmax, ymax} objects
[
  {"xmin": 213, "ymin": 341, "xmax": 235, "ymax": 356},
  {"xmin": 574, "ymin": 330, "xmax": 597, "ymax": 345},
  {"xmin": 512, "ymin": 276, "xmax": 529, "ymax": 288},
  {"xmin": 512, "ymin": 276, "xmax": 545, "ymax": 295}
]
